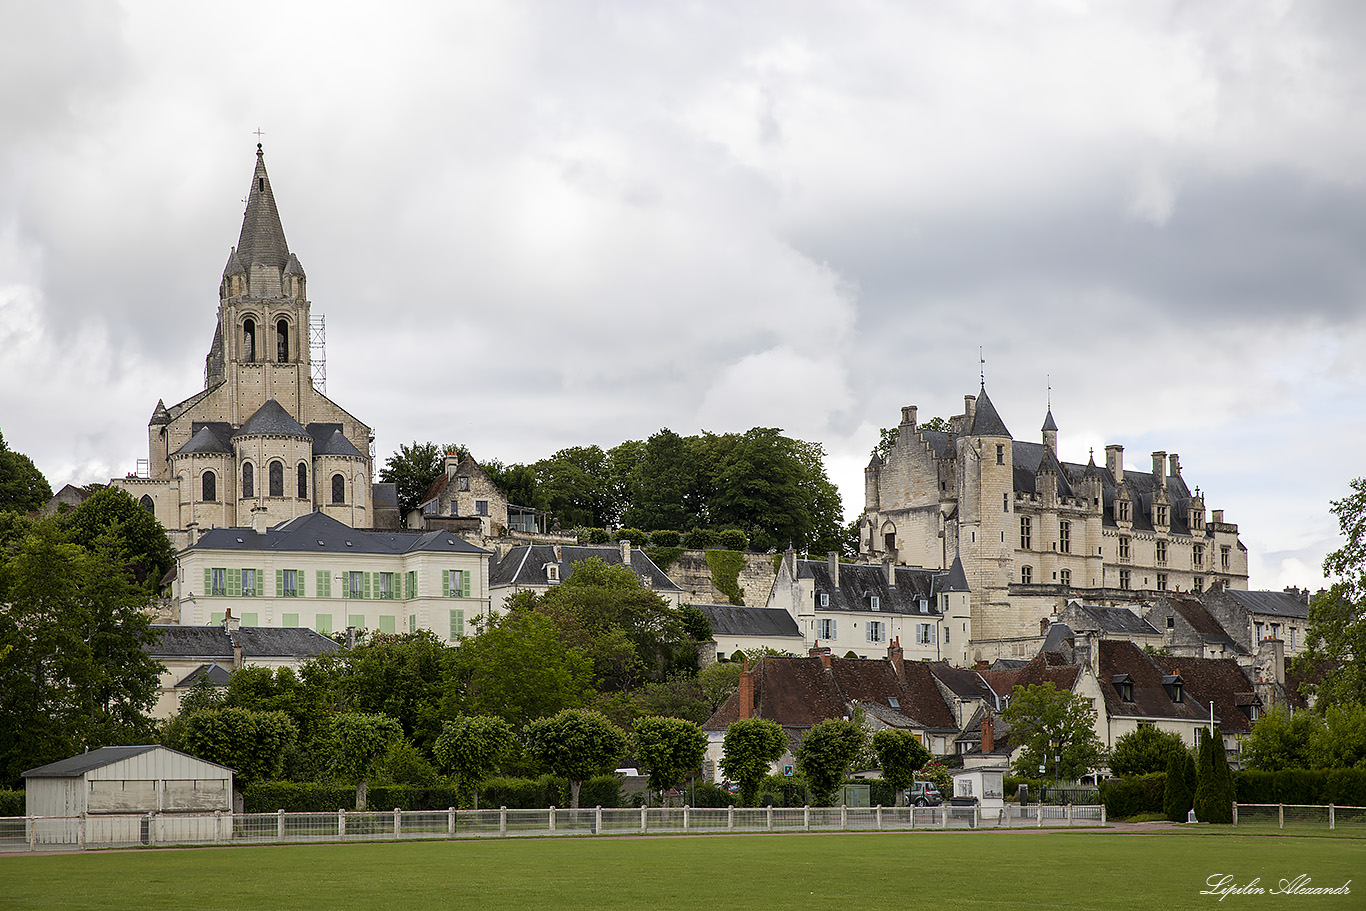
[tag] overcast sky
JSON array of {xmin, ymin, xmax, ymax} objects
[{"xmin": 3, "ymin": 1, "xmax": 1364, "ymax": 591}]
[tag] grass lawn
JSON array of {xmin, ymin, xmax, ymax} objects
[{"xmin": 2, "ymin": 830, "xmax": 1362, "ymax": 911}]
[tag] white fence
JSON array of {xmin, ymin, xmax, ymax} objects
[
  {"xmin": 0, "ymin": 803, "xmax": 1105, "ymax": 852},
  {"xmin": 1232, "ymin": 804, "xmax": 1366, "ymax": 831}
]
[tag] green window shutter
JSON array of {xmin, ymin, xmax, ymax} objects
[
  {"xmin": 257, "ymin": 568, "xmax": 265, "ymax": 596},
  {"xmin": 408, "ymin": 614, "xmax": 417, "ymax": 633},
  {"xmin": 449, "ymin": 609, "xmax": 465, "ymax": 641},
  {"xmin": 228, "ymin": 570, "xmax": 241, "ymax": 597},
  {"xmin": 211, "ymin": 611, "xmax": 225, "ymax": 625},
  {"xmin": 462, "ymin": 570, "xmax": 471, "ymax": 598},
  {"xmin": 282, "ymin": 613, "xmax": 299, "ymax": 628},
  {"xmin": 378, "ymin": 615, "xmax": 395, "ymax": 634},
  {"xmin": 242, "ymin": 612, "xmax": 258, "ymax": 626},
  {"xmin": 442, "ymin": 570, "xmax": 450, "ymax": 597},
  {"xmin": 408, "ymin": 571, "xmax": 417, "ymax": 599},
  {"xmin": 363, "ymin": 572, "xmax": 371, "ymax": 599},
  {"xmin": 299, "ymin": 569, "xmax": 307, "ymax": 598},
  {"xmin": 316, "ymin": 614, "xmax": 332, "ymax": 635},
  {"xmin": 276, "ymin": 569, "xmax": 284, "ymax": 597},
  {"xmin": 349, "ymin": 613, "xmax": 366, "ymax": 630},
  {"xmin": 204, "ymin": 568, "xmax": 212, "ymax": 597},
  {"xmin": 316, "ymin": 570, "xmax": 328, "ymax": 598}
]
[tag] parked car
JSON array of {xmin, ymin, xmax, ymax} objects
[{"xmin": 906, "ymin": 782, "xmax": 943, "ymax": 807}]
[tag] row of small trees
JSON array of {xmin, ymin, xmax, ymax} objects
[{"xmin": 1102, "ymin": 726, "xmax": 1234, "ymax": 823}]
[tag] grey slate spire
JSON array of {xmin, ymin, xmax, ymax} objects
[
  {"xmin": 969, "ymin": 385, "xmax": 1012, "ymax": 437},
  {"xmin": 235, "ymin": 144, "xmax": 290, "ymax": 271},
  {"xmin": 1042, "ymin": 409, "xmax": 1057, "ymax": 432}
]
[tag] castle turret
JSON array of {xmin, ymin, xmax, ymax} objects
[{"xmin": 1042, "ymin": 409, "xmax": 1058, "ymax": 456}]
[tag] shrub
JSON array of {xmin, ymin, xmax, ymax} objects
[
  {"xmin": 1099, "ymin": 773, "xmax": 1167, "ymax": 819},
  {"xmin": 1111, "ymin": 726, "xmax": 1187, "ymax": 777},
  {"xmin": 583, "ymin": 527, "xmax": 610, "ymax": 545},
  {"xmin": 683, "ymin": 528, "xmax": 718, "ymax": 550},
  {"xmin": 1234, "ymin": 768, "xmax": 1366, "ymax": 806},
  {"xmin": 1194, "ymin": 728, "xmax": 1234, "ymax": 824},
  {"xmin": 0, "ymin": 789, "xmax": 24, "ymax": 816},
  {"xmin": 650, "ymin": 530, "xmax": 681, "ymax": 547},
  {"xmin": 645, "ymin": 546, "xmax": 685, "ymax": 574},
  {"xmin": 617, "ymin": 528, "xmax": 648, "ymax": 547},
  {"xmin": 1163, "ymin": 749, "xmax": 1195, "ymax": 822},
  {"xmin": 717, "ymin": 529, "xmax": 748, "ymax": 551}
]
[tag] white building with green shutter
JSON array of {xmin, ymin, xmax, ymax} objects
[{"xmin": 171, "ymin": 511, "xmax": 490, "ymax": 642}]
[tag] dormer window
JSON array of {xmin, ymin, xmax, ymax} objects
[
  {"xmin": 546, "ymin": 564, "xmax": 560, "ymax": 583},
  {"xmin": 1112, "ymin": 674, "xmax": 1134, "ymax": 702},
  {"xmin": 870, "ymin": 595, "xmax": 880, "ymax": 611},
  {"xmin": 1162, "ymin": 674, "xmax": 1184, "ymax": 703},
  {"xmin": 919, "ymin": 598, "xmax": 929, "ymax": 614},
  {"xmin": 820, "ymin": 592, "xmax": 830, "ymax": 608}
]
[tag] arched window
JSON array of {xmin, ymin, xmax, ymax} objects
[
  {"xmin": 269, "ymin": 460, "xmax": 284, "ymax": 497},
  {"xmin": 243, "ymin": 318, "xmax": 256, "ymax": 363},
  {"xmin": 202, "ymin": 471, "xmax": 216, "ymax": 502},
  {"xmin": 277, "ymin": 319, "xmax": 289, "ymax": 363},
  {"xmin": 297, "ymin": 462, "xmax": 308, "ymax": 499},
  {"xmin": 242, "ymin": 462, "xmax": 254, "ymax": 498},
  {"xmin": 139, "ymin": 495, "xmax": 155, "ymax": 514},
  {"xmin": 331, "ymin": 473, "xmax": 345, "ymax": 505}
]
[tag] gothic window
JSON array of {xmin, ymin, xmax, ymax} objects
[
  {"xmin": 1157, "ymin": 573, "xmax": 1168, "ymax": 591},
  {"xmin": 1117, "ymin": 499, "xmax": 1130, "ymax": 522},
  {"xmin": 277, "ymin": 319, "xmax": 289, "ymax": 363},
  {"xmin": 1155, "ymin": 505, "xmax": 1168, "ymax": 526},
  {"xmin": 1118, "ymin": 536, "xmax": 1130, "ymax": 560},
  {"xmin": 1059, "ymin": 521, "xmax": 1071, "ymax": 554},
  {"xmin": 202, "ymin": 470, "xmax": 217, "ymax": 502},
  {"xmin": 242, "ymin": 462, "xmax": 254, "ymax": 498},
  {"xmin": 331, "ymin": 473, "xmax": 345, "ymax": 505},
  {"xmin": 139, "ymin": 495, "xmax": 155, "ymax": 514},
  {"xmin": 298, "ymin": 462, "xmax": 308, "ymax": 499},
  {"xmin": 1119, "ymin": 569, "xmax": 1131, "ymax": 589},
  {"xmin": 1221, "ymin": 546, "xmax": 1230, "ymax": 571},
  {"xmin": 1193, "ymin": 544, "xmax": 1205, "ymax": 568},
  {"xmin": 269, "ymin": 460, "xmax": 284, "ymax": 497},
  {"xmin": 243, "ymin": 318, "xmax": 256, "ymax": 363},
  {"xmin": 1156, "ymin": 539, "xmax": 1168, "ymax": 565}
]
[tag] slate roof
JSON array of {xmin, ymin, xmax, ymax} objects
[
  {"xmin": 1040, "ymin": 622, "xmax": 1077, "ymax": 655},
  {"xmin": 148, "ymin": 625, "xmax": 341, "ymax": 659},
  {"xmin": 174, "ymin": 423, "xmax": 233, "ymax": 456},
  {"xmin": 235, "ymin": 146, "xmax": 291, "ymax": 270},
  {"xmin": 969, "ymin": 387, "xmax": 1012, "ymax": 437},
  {"xmin": 796, "ymin": 558, "xmax": 966, "ymax": 615},
  {"xmin": 189, "ymin": 511, "xmax": 488, "ymax": 557},
  {"xmin": 1066, "ymin": 605, "xmax": 1160, "ymax": 637},
  {"xmin": 175, "ymin": 663, "xmax": 234, "ymax": 688},
  {"xmin": 928, "ymin": 661, "xmax": 998, "ymax": 705},
  {"xmin": 1166, "ymin": 595, "xmax": 1245, "ymax": 654},
  {"xmin": 1098, "ymin": 640, "xmax": 1210, "ymax": 722},
  {"xmin": 489, "ymin": 544, "xmax": 681, "ymax": 592},
  {"xmin": 1224, "ymin": 590, "xmax": 1310, "ymax": 621},
  {"xmin": 235, "ymin": 399, "xmax": 310, "ymax": 438},
  {"xmin": 954, "ymin": 704, "xmax": 1013, "ymax": 756},
  {"xmin": 979, "ymin": 651, "xmax": 1081, "ymax": 703},
  {"xmin": 696, "ymin": 604, "xmax": 803, "ymax": 639},
  {"xmin": 1152, "ymin": 656, "xmax": 1260, "ymax": 735}
]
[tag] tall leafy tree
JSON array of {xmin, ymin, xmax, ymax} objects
[
  {"xmin": 534, "ymin": 445, "xmax": 616, "ymax": 528},
  {"xmin": 797, "ymin": 718, "xmax": 865, "ymax": 806},
  {"xmin": 454, "ymin": 612, "xmax": 594, "ymax": 728},
  {"xmin": 1242, "ymin": 707, "xmax": 1319, "ymax": 771},
  {"xmin": 329, "ymin": 631, "xmax": 460, "ymax": 754},
  {"xmin": 1001, "ymin": 682, "xmax": 1106, "ymax": 781},
  {"xmin": 0, "ymin": 430, "xmax": 51, "ymax": 514},
  {"xmin": 1163, "ymin": 747, "xmax": 1196, "ymax": 822},
  {"xmin": 1193, "ymin": 726, "xmax": 1233, "ymax": 824},
  {"xmin": 172, "ymin": 707, "xmax": 297, "ymax": 811},
  {"xmin": 380, "ymin": 441, "xmax": 468, "ymax": 521},
  {"xmin": 329, "ymin": 712, "xmax": 403, "ymax": 810},
  {"xmin": 525, "ymin": 709, "xmax": 628, "ymax": 808},
  {"xmin": 632, "ymin": 715, "xmax": 708, "ymax": 804},
  {"xmin": 64, "ymin": 487, "xmax": 175, "ymax": 591},
  {"xmin": 482, "ymin": 460, "xmax": 542, "ymax": 511},
  {"xmin": 872, "ymin": 729, "xmax": 932, "ymax": 806},
  {"xmin": 708, "ymin": 428, "xmax": 842, "ymax": 553},
  {"xmin": 1109, "ymin": 726, "xmax": 1188, "ymax": 777},
  {"xmin": 624, "ymin": 429, "xmax": 699, "ymax": 531},
  {"xmin": 720, "ymin": 718, "xmax": 787, "ymax": 807},
  {"xmin": 433, "ymin": 715, "xmax": 516, "ymax": 808},
  {"xmin": 1297, "ymin": 478, "xmax": 1366, "ymax": 709}
]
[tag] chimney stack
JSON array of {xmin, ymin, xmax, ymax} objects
[
  {"xmin": 553, "ymin": 543, "xmax": 562, "ymax": 563},
  {"xmin": 900, "ymin": 405, "xmax": 917, "ymax": 428},
  {"xmin": 981, "ymin": 711, "xmax": 995, "ymax": 753},
  {"xmin": 737, "ymin": 663, "xmax": 756, "ymax": 719},
  {"xmin": 445, "ymin": 451, "xmax": 462, "ymax": 478},
  {"xmin": 1105, "ymin": 445, "xmax": 1124, "ymax": 485},
  {"xmin": 251, "ymin": 505, "xmax": 268, "ymax": 535},
  {"xmin": 345, "ymin": 626, "xmax": 356, "ymax": 649},
  {"xmin": 231, "ymin": 633, "xmax": 243, "ymax": 670},
  {"xmin": 964, "ymin": 395, "xmax": 977, "ymax": 431},
  {"xmin": 222, "ymin": 607, "xmax": 240, "ymax": 633},
  {"xmin": 810, "ymin": 645, "xmax": 832, "ymax": 669},
  {"xmin": 888, "ymin": 638, "xmax": 904, "ymax": 679},
  {"xmin": 883, "ymin": 558, "xmax": 895, "ymax": 587},
  {"xmin": 1168, "ymin": 453, "xmax": 1181, "ymax": 478},
  {"xmin": 828, "ymin": 552, "xmax": 840, "ymax": 589},
  {"xmin": 1211, "ymin": 509, "xmax": 1224, "ymax": 524},
  {"xmin": 620, "ymin": 539, "xmax": 631, "ymax": 566},
  {"xmin": 1152, "ymin": 451, "xmax": 1167, "ymax": 490}
]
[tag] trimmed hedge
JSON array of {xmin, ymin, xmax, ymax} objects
[
  {"xmin": 717, "ymin": 529, "xmax": 748, "ymax": 551},
  {"xmin": 617, "ymin": 528, "xmax": 648, "ymax": 547},
  {"xmin": 1235, "ymin": 769, "xmax": 1366, "ymax": 806},
  {"xmin": 245, "ymin": 776, "xmax": 622, "ymax": 813},
  {"xmin": 649, "ymin": 530, "xmax": 681, "ymax": 547},
  {"xmin": 1099, "ymin": 773, "xmax": 1167, "ymax": 819},
  {"xmin": 0, "ymin": 789, "xmax": 24, "ymax": 816}
]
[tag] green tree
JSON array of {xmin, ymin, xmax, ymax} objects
[
  {"xmin": 330, "ymin": 631, "xmax": 460, "ymax": 754},
  {"xmin": 64, "ymin": 487, "xmax": 175, "ymax": 590},
  {"xmin": 1296, "ymin": 478, "xmax": 1366, "ymax": 709},
  {"xmin": 697, "ymin": 661, "xmax": 742, "ymax": 714},
  {"xmin": 0, "ymin": 430, "xmax": 51, "ymax": 513},
  {"xmin": 433, "ymin": 715, "xmax": 516, "ymax": 808},
  {"xmin": 797, "ymin": 718, "xmax": 865, "ymax": 806},
  {"xmin": 380, "ymin": 441, "xmax": 468, "ymax": 522},
  {"xmin": 720, "ymin": 718, "xmax": 787, "ymax": 807},
  {"xmin": 534, "ymin": 445, "xmax": 617, "ymax": 528},
  {"xmin": 1242, "ymin": 707, "xmax": 1320, "ymax": 771},
  {"xmin": 454, "ymin": 612, "xmax": 594, "ymax": 728},
  {"xmin": 1193, "ymin": 726, "xmax": 1233, "ymax": 824},
  {"xmin": 482, "ymin": 460, "xmax": 542, "ymax": 511},
  {"xmin": 630, "ymin": 675, "xmax": 712, "ymax": 724},
  {"xmin": 706, "ymin": 428, "xmax": 842, "ymax": 553},
  {"xmin": 1001, "ymin": 682, "xmax": 1106, "ymax": 781},
  {"xmin": 632, "ymin": 715, "xmax": 708, "ymax": 804},
  {"xmin": 173, "ymin": 707, "xmax": 297, "ymax": 810},
  {"xmin": 623, "ymin": 429, "xmax": 699, "ymax": 531},
  {"xmin": 1308, "ymin": 702, "xmax": 1366, "ymax": 769},
  {"xmin": 1163, "ymin": 747, "xmax": 1197, "ymax": 822},
  {"xmin": 0, "ymin": 519, "xmax": 162, "ymax": 786},
  {"xmin": 525, "ymin": 709, "xmax": 628, "ymax": 808},
  {"xmin": 872, "ymin": 729, "xmax": 932, "ymax": 806},
  {"xmin": 1109, "ymin": 726, "xmax": 1188, "ymax": 777},
  {"xmin": 328, "ymin": 712, "xmax": 403, "ymax": 810}
]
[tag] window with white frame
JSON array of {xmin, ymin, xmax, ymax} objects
[
  {"xmin": 817, "ymin": 618, "xmax": 837, "ymax": 640},
  {"xmin": 348, "ymin": 571, "xmax": 365, "ymax": 598},
  {"xmin": 915, "ymin": 622, "xmax": 934, "ymax": 645},
  {"xmin": 866, "ymin": 620, "xmax": 885, "ymax": 643},
  {"xmin": 870, "ymin": 595, "xmax": 880, "ymax": 611},
  {"xmin": 820, "ymin": 592, "xmax": 830, "ymax": 607}
]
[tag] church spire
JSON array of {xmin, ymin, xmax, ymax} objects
[{"xmin": 235, "ymin": 144, "xmax": 290, "ymax": 271}]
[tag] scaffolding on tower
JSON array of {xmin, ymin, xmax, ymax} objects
[{"xmin": 309, "ymin": 315, "xmax": 326, "ymax": 393}]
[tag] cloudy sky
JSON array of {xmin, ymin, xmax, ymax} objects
[{"xmin": 3, "ymin": 1, "xmax": 1364, "ymax": 591}]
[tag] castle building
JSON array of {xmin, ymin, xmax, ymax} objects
[
  {"xmin": 114, "ymin": 146, "xmax": 379, "ymax": 543},
  {"xmin": 860, "ymin": 386, "xmax": 1248, "ymax": 650}
]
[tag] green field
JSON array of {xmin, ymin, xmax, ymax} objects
[{"xmin": 2, "ymin": 831, "xmax": 1361, "ymax": 911}]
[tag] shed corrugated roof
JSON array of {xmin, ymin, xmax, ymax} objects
[{"xmin": 23, "ymin": 746, "xmax": 159, "ymax": 778}]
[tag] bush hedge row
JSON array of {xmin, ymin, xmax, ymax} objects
[
  {"xmin": 1099, "ymin": 773, "xmax": 1167, "ymax": 819},
  {"xmin": 244, "ymin": 776, "xmax": 623, "ymax": 813},
  {"xmin": 0, "ymin": 790, "xmax": 24, "ymax": 816},
  {"xmin": 1235, "ymin": 769, "xmax": 1366, "ymax": 806}
]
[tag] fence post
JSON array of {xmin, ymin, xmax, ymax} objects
[
  {"xmin": 500, "ymin": 806, "xmax": 508, "ymax": 837},
  {"xmin": 278, "ymin": 809, "xmax": 285, "ymax": 840},
  {"xmin": 1036, "ymin": 804, "xmax": 1043, "ymax": 828},
  {"xmin": 640, "ymin": 804, "xmax": 648, "ymax": 834},
  {"xmin": 148, "ymin": 812, "xmax": 157, "ymax": 846},
  {"xmin": 394, "ymin": 808, "xmax": 402, "ymax": 839},
  {"xmin": 1100, "ymin": 804, "xmax": 1106, "ymax": 826},
  {"xmin": 1279, "ymin": 804, "xmax": 1284, "ymax": 829},
  {"xmin": 876, "ymin": 805, "xmax": 883, "ymax": 831},
  {"xmin": 27, "ymin": 816, "xmax": 35, "ymax": 852},
  {"xmin": 1067, "ymin": 804, "xmax": 1073, "ymax": 827},
  {"xmin": 841, "ymin": 805, "xmax": 848, "ymax": 830},
  {"xmin": 338, "ymin": 808, "xmax": 346, "ymax": 838},
  {"xmin": 727, "ymin": 805, "xmax": 734, "ymax": 831},
  {"xmin": 78, "ymin": 813, "xmax": 85, "ymax": 850},
  {"xmin": 213, "ymin": 810, "xmax": 222, "ymax": 844},
  {"xmin": 683, "ymin": 806, "xmax": 690, "ymax": 831},
  {"xmin": 595, "ymin": 806, "xmax": 603, "ymax": 835},
  {"xmin": 1231, "ymin": 803, "xmax": 1237, "ymax": 827},
  {"xmin": 910, "ymin": 805, "xmax": 916, "ymax": 830},
  {"xmin": 448, "ymin": 807, "xmax": 457, "ymax": 837},
  {"xmin": 804, "ymin": 806, "xmax": 811, "ymax": 832},
  {"xmin": 766, "ymin": 806, "xmax": 773, "ymax": 831},
  {"xmin": 549, "ymin": 807, "xmax": 556, "ymax": 835},
  {"xmin": 1329, "ymin": 804, "xmax": 1335, "ymax": 831},
  {"xmin": 941, "ymin": 805, "xmax": 947, "ymax": 830}
]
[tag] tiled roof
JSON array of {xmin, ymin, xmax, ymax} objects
[
  {"xmin": 189, "ymin": 511, "xmax": 489, "ymax": 558},
  {"xmin": 928, "ymin": 661, "xmax": 996, "ymax": 702},
  {"xmin": 1167, "ymin": 595, "xmax": 1245, "ymax": 654},
  {"xmin": 1098, "ymin": 640, "xmax": 1210, "ymax": 722},
  {"xmin": 1152, "ymin": 655, "xmax": 1259, "ymax": 734},
  {"xmin": 696, "ymin": 605, "xmax": 802, "ymax": 639},
  {"xmin": 796, "ymin": 559, "xmax": 965, "ymax": 614},
  {"xmin": 970, "ymin": 387, "xmax": 1012, "ymax": 437},
  {"xmin": 148, "ymin": 625, "xmax": 341, "ymax": 659},
  {"xmin": 1224, "ymin": 590, "xmax": 1310, "ymax": 620},
  {"xmin": 489, "ymin": 544, "xmax": 681, "ymax": 592},
  {"xmin": 1069, "ymin": 604, "xmax": 1160, "ymax": 637}
]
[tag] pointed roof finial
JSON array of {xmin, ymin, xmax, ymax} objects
[{"xmin": 979, "ymin": 347, "xmax": 985, "ymax": 387}]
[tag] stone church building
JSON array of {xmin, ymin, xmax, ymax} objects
[
  {"xmin": 114, "ymin": 146, "xmax": 380, "ymax": 544},
  {"xmin": 860, "ymin": 386, "xmax": 1248, "ymax": 646}
]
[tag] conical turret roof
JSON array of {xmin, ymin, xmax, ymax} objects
[
  {"xmin": 222, "ymin": 247, "xmax": 246, "ymax": 278},
  {"xmin": 1042, "ymin": 409, "xmax": 1057, "ymax": 432},
  {"xmin": 970, "ymin": 386, "xmax": 1011, "ymax": 437},
  {"xmin": 235, "ymin": 145, "xmax": 290, "ymax": 271},
  {"xmin": 235, "ymin": 399, "xmax": 310, "ymax": 438}
]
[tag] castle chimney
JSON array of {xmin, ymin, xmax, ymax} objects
[
  {"xmin": 1152, "ymin": 452, "xmax": 1167, "ymax": 489},
  {"xmin": 900, "ymin": 405, "xmax": 917, "ymax": 428},
  {"xmin": 222, "ymin": 608, "xmax": 240, "ymax": 632},
  {"xmin": 964, "ymin": 395, "xmax": 977, "ymax": 431},
  {"xmin": 981, "ymin": 712, "xmax": 995, "ymax": 753},
  {"xmin": 1105, "ymin": 445, "xmax": 1124, "ymax": 485},
  {"xmin": 1211, "ymin": 509, "xmax": 1224, "ymax": 524},
  {"xmin": 553, "ymin": 543, "xmax": 562, "ymax": 562},
  {"xmin": 445, "ymin": 451, "xmax": 462, "ymax": 478},
  {"xmin": 810, "ymin": 645, "xmax": 832, "ymax": 669},
  {"xmin": 345, "ymin": 626, "xmax": 356, "ymax": 649},
  {"xmin": 828, "ymin": 552, "xmax": 840, "ymax": 589},
  {"xmin": 887, "ymin": 638, "xmax": 904, "ymax": 679},
  {"xmin": 231, "ymin": 633, "xmax": 243, "ymax": 669},
  {"xmin": 737, "ymin": 663, "xmax": 756, "ymax": 719},
  {"xmin": 1168, "ymin": 453, "xmax": 1181, "ymax": 478},
  {"xmin": 620, "ymin": 539, "xmax": 631, "ymax": 566},
  {"xmin": 251, "ymin": 505, "xmax": 268, "ymax": 535},
  {"xmin": 883, "ymin": 558, "xmax": 895, "ymax": 587}
]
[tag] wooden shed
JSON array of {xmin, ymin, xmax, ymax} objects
[{"xmin": 22, "ymin": 745, "xmax": 234, "ymax": 844}]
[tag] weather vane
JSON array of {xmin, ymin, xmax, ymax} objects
[
  {"xmin": 1047, "ymin": 374, "xmax": 1051, "ymax": 411},
  {"xmin": 979, "ymin": 347, "xmax": 985, "ymax": 386}
]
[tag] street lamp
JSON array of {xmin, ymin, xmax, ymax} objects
[{"xmin": 1052, "ymin": 738, "xmax": 1061, "ymax": 791}]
